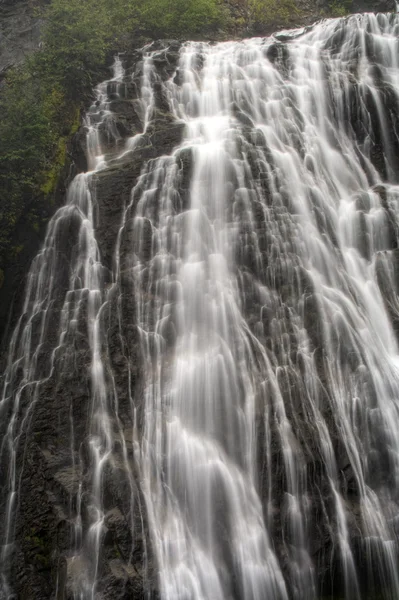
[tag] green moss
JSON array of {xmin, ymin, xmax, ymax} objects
[
  {"xmin": 140, "ymin": 0, "xmax": 226, "ymax": 37},
  {"xmin": 247, "ymin": 0, "xmax": 301, "ymax": 32},
  {"xmin": 25, "ymin": 531, "xmax": 46, "ymax": 549},
  {"xmin": 325, "ymin": 0, "xmax": 351, "ymax": 17},
  {"xmin": 70, "ymin": 107, "xmax": 81, "ymax": 135},
  {"xmin": 35, "ymin": 553, "xmax": 51, "ymax": 568},
  {"xmin": 12, "ymin": 245, "xmax": 24, "ymax": 257},
  {"xmin": 32, "ymin": 221, "xmax": 40, "ymax": 234},
  {"xmin": 39, "ymin": 108, "xmax": 81, "ymax": 198},
  {"xmin": 31, "ymin": 535, "xmax": 46, "ymax": 549},
  {"xmin": 40, "ymin": 137, "xmax": 67, "ymax": 196},
  {"xmin": 114, "ymin": 543, "xmax": 122, "ymax": 558}
]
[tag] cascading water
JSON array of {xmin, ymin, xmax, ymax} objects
[{"xmin": 2, "ymin": 11, "xmax": 399, "ymax": 600}]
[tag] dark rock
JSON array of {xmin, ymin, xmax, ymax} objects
[{"xmin": 0, "ymin": 0, "xmax": 42, "ymax": 74}]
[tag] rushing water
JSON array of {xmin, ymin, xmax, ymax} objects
[{"xmin": 2, "ymin": 11, "xmax": 399, "ymax": 600}]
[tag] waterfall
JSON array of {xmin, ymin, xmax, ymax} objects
[{"xmin": 2, "ymin": 11, "xmax": 399, "ymax": 600}]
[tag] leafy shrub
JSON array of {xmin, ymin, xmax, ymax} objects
[
  {"xmin": 0, "ymin": 66, "xmax": 56, "ymax": 264},
  {"xmin": 248, "ymin": 0, "xmax": 300, "ymax": 32},
  {"xmin": 328, "ymin": 1, "xmax": 351, "ymax": 17},
  {"xmin": 138, "ymin": 0, "xmax": 226, "ymax": 37}
]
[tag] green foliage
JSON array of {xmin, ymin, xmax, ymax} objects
[
  {"xmin": 248, "ymin": 0, "xmax": 300, "ymax": 32},
  {"xmin": 138, "ymin": 0, "xmax": 226, "ymax": 38},
  {"xmin": 40, "ymin": 137, "xmax": 67, "ymax": 195},
  {"xmin": 326, "ymin": 0, "xmax": 351, "ymax": 17},
  {"xmin": 0, "ymin": 64, "xmax": 56, "ymax": 265},
  {"xmin": 37, "ymin": 0, "xmax": 113, "ymax": 97}
]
